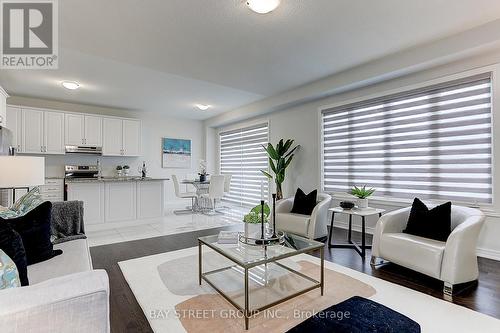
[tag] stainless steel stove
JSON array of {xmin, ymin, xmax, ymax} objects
[{"xmin": 64, "ymin": 165, "xmax": 99, "ymax": 179}]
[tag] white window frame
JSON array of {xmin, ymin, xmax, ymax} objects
[{"xmin": 319, "ymin": 64, "xmax": 499, "ymax": 214}]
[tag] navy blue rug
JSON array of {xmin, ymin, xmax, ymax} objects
[{"xmin": 287, "ymin": 296, "xmax": 421, "ymax": 333}]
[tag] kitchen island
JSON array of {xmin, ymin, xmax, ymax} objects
[{"xmin": 66, "ymin": 177, "xmax": 168, "ymax": 227}]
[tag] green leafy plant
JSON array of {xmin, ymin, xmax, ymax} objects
[
  {"xmin": 243, "ymin": 203, "xmax": 270, "ymax": 224},
  {"xmin": 260, "ymin": 139, "xmax": 300, "ymax": 200},
  {"xmin": 123, "ymin": 165, "xmax": 130, "ymax": 170},
  {"xmin": 116, "ymin": 165, "xmax": 123, "ymax": 170},
  {"xmin": 350, "ymin": 185, "xmax": 376, "ymax": 199}
]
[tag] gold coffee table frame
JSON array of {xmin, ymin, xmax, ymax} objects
[{"xmin": 198, "ymin": 234, "xmax": 324, "ymax": 330}]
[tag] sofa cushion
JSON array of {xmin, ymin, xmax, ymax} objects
[
  {"xmin": 276, "ymin": 213, "xmax": 310, "ymax": 237},
  {"xmin": 379, "ymin": 233, "xmax": 445, "ymax": 279},
  {"xmin": 403, "ymin": 198, "xmax": 451, "ymax": 242},
  {"xmin": 0, "ymin": 249, "xmax": 20, "ymax": 289},
  {"xmin": 5, "ymin": 201, "xmax": 62, "ymax": 265},
  {"xmin": 28, "ymin": 239, "xmax": 92, "ymax": 285},
  {"xmin": 0, "ymin": 221, "xmax": 29, "ymax": 286}
]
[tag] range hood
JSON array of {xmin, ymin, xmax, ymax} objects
[{"xmin": 65, "ymin": 145, "xmax": 102, "ymax": 155}]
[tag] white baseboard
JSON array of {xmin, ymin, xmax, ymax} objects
[{"xmin": 332, "ymin": 223, "xmax": 500, "ymax": 261}]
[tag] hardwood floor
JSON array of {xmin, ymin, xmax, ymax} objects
[{"xmin": 90, "ymin": 226, "xmax": 500, "ymax": 333}]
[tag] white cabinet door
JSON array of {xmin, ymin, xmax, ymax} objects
[
  {"xmin": 6, "ymin": 106, "xmax": 22, "ymax": 153},
  {"xmin": 65, "ymin": 113, "xmax": 84, "ymax": 146},
  {"xmin": 137, "ymin": 181, "xmax": 164, "ymax": 219},
  {"xmin": 84, "ymin": 115, "xmax": 102, "ymax": 146},
  {"xmin": 105, "ymin": 182, "xmax": 136, "ymax": 222},
  {"xmin": 22, "ymin": 109, "xmax": 44, "ymax": 154},
  {"xmin": 67, "ymin": 182, "xmax": 105, "ymax": 225},
  {"xmin": 44, "ymin": 111, "xmax": 65, "ymax": 154},
  {"xmin": 122, "ymin": 119, "xmax": 141, "ymax": 156},
  {"xmin": 102, "ymin": 118, "xmax": 123, "ymax": 156}
]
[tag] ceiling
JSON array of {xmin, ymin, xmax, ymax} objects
[{"xmin": 2, "ymin": 0, "xmax": 500, "ymax": 120}]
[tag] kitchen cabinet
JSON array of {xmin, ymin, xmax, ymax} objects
[
  {"xmin": 22, "ymin": 108, "xmax": 44, "ymax": 154},
  {"xmin": 39, "ymin": 178, "xmax": 64, "ymax": 202},
  {"xmin": 5, "ymin": 106, "xmax": 22, "ymax": 153},
  {"xmin": 0, "ymin": 86, "xmax": 7, "ymax": 128},
  {"xmin": 65, "ymin": 113, "xmax": 102, "ymax": 146},
  {"xmin": 67, "ymin": 182, "xmax": 105, "ymax": 225},
  {"xmin": 105, "ymin": 182, "xmax": 137, "ymax": 222},
  {"xmin": 103, "ymin": 117, "xmax": 141, "ymax": 156},
  {"xmin": 22, "ymin": 108, "xmax": 64, "ymax": 154},
  {"xmin": 44, "ymin": 111, "xmax": 65, "ymax": 154},
  {"xmin": 137, "ymin": 181, "xmax": 164, "ymax": 219}
]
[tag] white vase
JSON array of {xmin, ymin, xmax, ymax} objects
[
  {"xmin": 357, "ymin": 198, "xmax": 368, "ymax": 209},
  {"xmin": 244, "ymin": 223, "xmax": 263, "ymax": 238}
]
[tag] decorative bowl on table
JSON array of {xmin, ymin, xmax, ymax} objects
[{"xmin": 340, "ymin": 201, "xmax": 355, "ymax": 210}]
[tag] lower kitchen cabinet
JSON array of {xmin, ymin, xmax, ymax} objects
[
  {"xmin": 105, "ymin": 182, "xmax": 137, "ymax": 222},
  {"xmin": 67, "ymin": 182, "xmax": 105, "ymax": 225}
]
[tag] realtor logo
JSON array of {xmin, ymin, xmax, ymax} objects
[{"xmin": 1, "ymin": 0, "xmax": 58, "ymax": 69}]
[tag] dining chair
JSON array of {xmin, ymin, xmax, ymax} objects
[
  {"xmin": 172, "ymin": 175, "xmax": 197, "ymax": 214},
  {"xmin": 220, "ymin": 174, "xmax": 232, "ymax": 210},
  {"xmin": 199, "ymin": 175, "xmax": 225, "ymax": 215}
]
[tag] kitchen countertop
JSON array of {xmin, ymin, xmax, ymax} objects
[{"xmin": 65, "ymin": 177, "xmax": 169, "ymax": 183}]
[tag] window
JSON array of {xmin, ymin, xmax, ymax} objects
[
  {"xmin": 219, "ymin": 123, "xmax": 269, "ymax": 206},
  {"xmin": 321, "ymin": 73, "xmax": 492, "ymax": 204}
]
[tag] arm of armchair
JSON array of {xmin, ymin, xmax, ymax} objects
[
  {"xmin": 372, "ymin": 207, "xmax": 411, "ymax": 258},
  {"xmin": 308, "ymin": 194, "xmax": 332, "ymax": 239},
  {"xmin": 0, "ymin": 270, "xmax": 110, "ymax": 333},
  {"xmin": 441, "ymin": 213, "xmax": 485, "ymax": 285}
]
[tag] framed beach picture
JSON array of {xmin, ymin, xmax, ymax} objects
[{"xmin": 162, "ymin": 138, "xmax": 192, "ymax": 168}]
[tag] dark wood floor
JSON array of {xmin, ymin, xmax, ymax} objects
[{"xmin": 90, "ymin": 226, "xmax": 500, "ymax": 333}]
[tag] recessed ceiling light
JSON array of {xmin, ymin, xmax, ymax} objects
[
  {"xmin": 195, "ymin": 104, "xmax": 211, "ymax": 111},
  {"xmin": 61, "ymin": 81, "xmax": 80, "ymax": 90},
  {"xmin": 246, "ymin": 0, "xmax": 280, "ymax": 14}
]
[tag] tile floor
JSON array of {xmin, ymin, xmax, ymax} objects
[{"xmin": 86, "ymin": 205, "xmax": 246, "ymax": 247}]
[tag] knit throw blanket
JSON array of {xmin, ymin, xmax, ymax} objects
[{"xmin": 50, "ymin": 201, "xmax": 87, "ymax": 244}]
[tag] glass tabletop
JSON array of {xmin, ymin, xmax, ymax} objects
[{"xmin": 199, "ymin": 233, "xmax": 323, "ymax": 268}]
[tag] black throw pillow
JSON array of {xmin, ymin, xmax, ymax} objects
[
  {"xmin": 3, "ymin": 201, "xmax": 62, "ymax": 265},
  {"xmin": 0, "ymin": 221, "xmax": 29, "ymax": 286},
  {"xmin": 291, "ymin": 188, "xmax": 318, "ymax": 215},
  {"xmin": 403, "ymin": 198, "xmax": 452, "ymax": 242}
]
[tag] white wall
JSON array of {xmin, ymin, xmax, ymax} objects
[
  {"xmin": 207, "ymin": 47, "xmax": 500, "ymax": 261},
  {"xmin": 7, "ymin": 96, "xmax": 204, "ymax": 204}
]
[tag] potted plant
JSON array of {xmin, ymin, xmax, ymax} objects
[
  {"xmin": 243, "ymin": 203, "xmax": 270, "ymax": 237},
  {"xmin": 350, "ymin": 185, "xmax": 376, "ymax": 209},
  {"xmin": 260, "ymin": 139, "xmax": 300, "ymax": 200},
  {"xmin": 198, "ymin": 159, "xmax": 208, "ymax": 182},
  {"xmin": 116, "ymin": 165, "xmax": 123, "ymax": 177},
  {"xmin": 123, "ymin": 165, "xmax": 130, "ymax": 176}
]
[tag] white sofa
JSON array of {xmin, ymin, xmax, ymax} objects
[
  {"xmin": 275, "ymin": 193, "xmax": 332, "ymax": 240},
  {"xmin": 0, "ymin": 238, "xmax": 110, "ymax": 332},
  {"xmin": 371, "ymin": 205, "xmax": 485, "ymax": 297}
]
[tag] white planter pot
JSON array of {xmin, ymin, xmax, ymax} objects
[
  {"xmin": 357, "ymin": 198, "xmax": 368, "ymax": 209},
  {"xmin": 244, "ymin": 223, "xmax": 264, "ymax": 238}
]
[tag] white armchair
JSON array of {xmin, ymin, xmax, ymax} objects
[
  {"xmin": 274, "ymin": 193, "xmax": 332, "ymax": 240},
  {"xmin": 371, "ymin": 205, "xmax": 485, "ymax": 297}
]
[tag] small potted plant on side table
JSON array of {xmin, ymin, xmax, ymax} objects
[{"xmin": 350, "ymin": 185, "xmax": 376, "ymax": 209}]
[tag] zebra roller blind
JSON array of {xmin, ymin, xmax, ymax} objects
[
  {"xmin": 219, "ymin": 123, "xmax": 269, "ymax": 206},
  {"xmin": 322, "ymin": 73, "xmax": 493, "ymax": 204}
]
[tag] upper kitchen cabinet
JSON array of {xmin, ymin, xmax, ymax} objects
[
  {"xmin": 5, "ymin": 106, "xmax": 22, "ymax": 153},
  {"xmin": 0, "ymin": 86, "xmax": 7, "ymax": 128},
  {"xmin": 103, "ymin": 117, "xmax": 141, "ymax": 156},
  {"xmin": 22, "ymin": 108, "xmax": 64, "ymax": 154},
  {"xmin": 65, "ymin": 113, "xmax": 102, "ymax": 146}
]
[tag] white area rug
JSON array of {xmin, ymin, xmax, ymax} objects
[{"xmin": 119, "ymin": 247, "xmax": 500, "ymax": 333}]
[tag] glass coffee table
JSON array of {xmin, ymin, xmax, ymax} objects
[{"xmin": 198, "ymin": 233, "xmax": 324, "ymax": 330}]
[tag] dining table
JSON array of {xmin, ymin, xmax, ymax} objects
[{"xmin": 181, "ymin": 179, "xmax": 211, "ymax": 212}]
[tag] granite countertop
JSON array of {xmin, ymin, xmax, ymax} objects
[{"xmin": 65, "ymin": 177, "xmax": 169, "ymax": 183}]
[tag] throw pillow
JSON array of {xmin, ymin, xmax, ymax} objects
[
  {"xmin": 403, "ymin": 198, "xmax": 452, "ymax": 242},
  {"xmin": 291, "ymin": 188, "xmax": 318, "ymax": 215},
  {"xmin": 0, "ymin": 249, "xmax": 21, "ymax": 289},
  {"xmin": 11, "ymin": 187, "xmax": 44, "ymax": 216},
  {"xmin": 4, "ymin": 201, "xmax": 62, "ymax": 265},
  {"xmin": 0, "ymin": 222, "xmax": 29, "ymax": 286}
]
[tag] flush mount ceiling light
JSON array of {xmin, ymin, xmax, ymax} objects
[
  {"xmin": 61, "ymin": 81, "xmax": 80, "ymax": 90},
  {"xmin": 195, "ymin": 104, "xmax": 211, "ymax": 111},
  {"xmin": 246, "ymin": 0, "xmax": 280, "ymax": 14}
]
